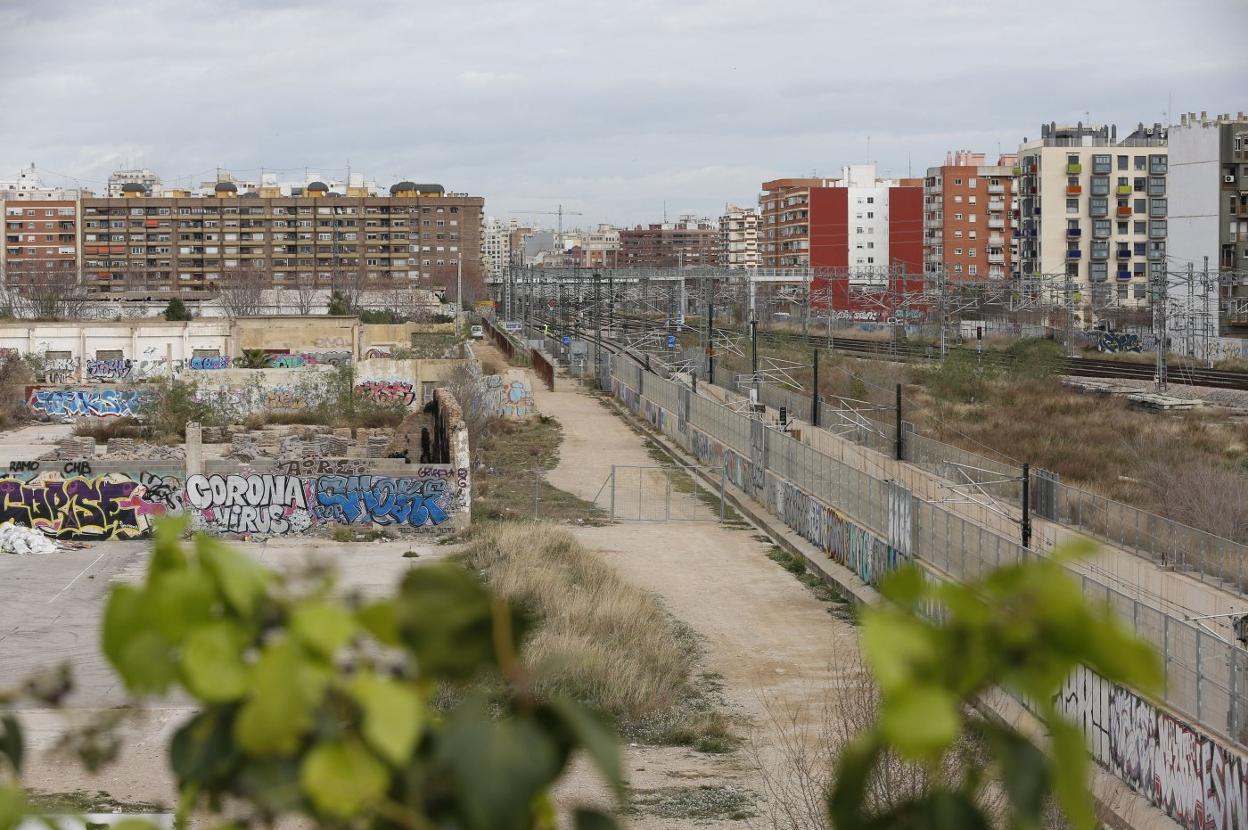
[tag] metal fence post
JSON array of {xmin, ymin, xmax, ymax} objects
[
  {"xmin": 720, "ymin": 464, "xmax": 726, "ymax": 523},
  {"xmin": 609, "ymin": 465, "xmax": 616, "ymax": 520},
  {"xmin": 533, "ymin": 467, "xmax": 540, "ymax": 518}
]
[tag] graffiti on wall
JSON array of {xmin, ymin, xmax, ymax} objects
[
  {"xmin": 189, "ymin": 355, "xmax": 230, "ymax": 370},
  {"xmin": 185, "ymin": 474, "xmax": 315, "ymax": 535},
  {"xmin": 1056, "ymin": 665, "xmax": 1248, "ymax": 830},
  {"xmin": 364, "ymin": 348, "xmax": 393, "ymax": 359},
  {"xmin": 0, "ymin": 472, "xmax": 171, "ymax": 539},
  {"xmin": 355, "ymin": 380, "xmax": 416, "ymax": 407},
  {"xmin": 85, "ymin": 358, "xmax": 133, "ymax": 380},
  {"xmin": 1098, "ymin": 331, "xmax": 1143, "ymax": 353},
  {"xmin": 193, "ymin": 386, "xmax": 312, "ymax": 417},
  {"xmin": 185, "ymin": 471, "xmax": 457, "ymax": 534},
  {"xmin": 480, "ymin": 373, "xmax": 534, "ymax": 419},
  {"xmin": 29, "ymin": 388, "xmax": 153, "ymax": 418}
]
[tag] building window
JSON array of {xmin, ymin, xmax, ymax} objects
[
  {"xmin": 954, "ymin": 230, "xmax": 963, "ymax": 238},
  {"xmin": 954, "ymin": 247, "xmax": 963, "ymax": 255},
  {"xmin": 1134, "ymin": 156, "xmax": 1147, "ymax": 171},
  {"xmin": 1134, "ymin": 199, "xmax": 1146, "ymax": 214},
  {"xmin": 1067, "ymin": 199, "xmax": 1079, "ymax": 214},
  {"xmin": 968, "ymin": 265, "xmax": 977, "ymax": 276},
  {"xmin": 1134, "ymin": 221, "xmax": 1147, "ymax": 235},
  {"xmin": 1117, "ymin": 155, "xmax": 1129, "ymax": 171},
  {"xmin": 968, "ymin": 178, "xmax": 977, "ymax": 187}
]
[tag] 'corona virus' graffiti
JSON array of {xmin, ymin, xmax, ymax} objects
[
  {"xmin": 185, "ymin": 473, "xmax": 315, "ymax": 535},
  {"xmin": 29, "ymin": 388, "xmax": 153, "ymax": 418}
]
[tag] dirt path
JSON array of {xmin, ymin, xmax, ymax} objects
[
  {"xmin": 535, "ymin": 374, "xmax": 859, "ymax": 828},
  {"xmin": 471, "ymin": 340, "xmax": 512, "ymax": 374}
]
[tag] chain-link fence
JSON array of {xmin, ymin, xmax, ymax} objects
[{"xmin": 606, "ymin": 351, "xmax": 1248, "ymax": 748}]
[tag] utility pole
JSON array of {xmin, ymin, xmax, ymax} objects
[
  {"xmin": 1154, "ymin": 264, "xmax": 1168, "ymax": 392},
  {"xmin": 1203, "ymin": 255, "xmax": 1213, "ymax": 368},
  {"xmin": 895, "ymin": 383, "xmax": 903, "ymax": 461},
  {"xmin": 750, "ymin": 317, "xmax": 759, "ymax": 405},
  {"xmin": 593, "ymin": 271, "xmax": 601, "ymax": 369},
  {"xmin": 811, "ymin": 349, "xmax": 820, "ymax": 427},
  {"xmin": 706, "ymin": 281, "xmax": 715, "ymax": 383},
  {"xmin": 1021, "ymin": 463, "xmax": 1032, "ymax": 549}
]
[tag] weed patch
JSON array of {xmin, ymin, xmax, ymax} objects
[{"xmin": 626, "ymin": 785, "xmax": 756, "ymax": 821}]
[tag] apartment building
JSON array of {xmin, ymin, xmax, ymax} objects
[
  {"xmin": 1166, "ymin": 112, "xmax": 1248, "ymax": 349},
  {"xmin": 1017, "ymin": 122, "xmax": 1168, "ymax": 323},
  {"xmin": 759, "ymin": 165, "xmax": 924, "ymax": 279},
  {"xmin": 78, "ymin": 182, "xmax": 485, "ymax": 300},
  {"xmin": 482, "ymin": 218, "xmax": 510, "ymax": 279},
  {"xmin": 582, "ymin": 224, "xmax": 621, "ymax": 269},
  {"xmin": 107, "ymin": 169, "xmax": 162, "ymax": 197},
  {"xmin": 718, "ymin": 205, "xmax": 758, "ymax": 269},
  {"xmin": 618, "ymin": 219, "xmax": 719, "ymax": 268},
  {"xmin": 923, "ymin": 151, "xmax": 1016, "ymax": 281},
  {"xmin": 2, "ymin": 199, "xmax": 80, "ymax": 277}
]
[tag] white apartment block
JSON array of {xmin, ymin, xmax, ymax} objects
[
  {"xmin": 482, "ymin": 218, "xmax": 510, "ymax": 279},
  {"xmin": 1167, "ymin": 112, "xmax": 1248, "ymax": 357},
  {"xmin": 1017, "ymin": 122, "xmax": 1169, "ymax": 324},
  {"xmin": 718, "ymin": 205, "xmax": 758, "ymax": 269}
]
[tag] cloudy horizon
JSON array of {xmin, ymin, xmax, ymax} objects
[{"xmin": 2, "ymin": 0, "xmax": 1245, "ymax": 229}]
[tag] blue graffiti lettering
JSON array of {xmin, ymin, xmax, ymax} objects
[
  {"xmin": 315, "ymin": 475, "xmax": 450, "ymax": 527},
  {"xmin": 28, "ymin": 389, "xmax": 153, "ymax": 418}
]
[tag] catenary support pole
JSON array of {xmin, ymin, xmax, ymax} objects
[
  {"xmin": 895, "ymin": 383, "xmax": 903, "ymax": 461},
  {"xmin": 1021, "ymin": 462, "xmax": 1032, "ymax": 550},
  {"xmin": 811, "ymin": 349, "xmax": 820, "ymax": 427}
]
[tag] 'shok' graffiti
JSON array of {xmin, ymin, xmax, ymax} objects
[
  {"xmin": 29, "ymin": 388, "xmax": 152, "ymax": 418},
  {"xmin": 0, "ymin": 473, "xmax": 166, "ymax": 539},
  {"xmin": 364, "ymin": 348, "xmax": 393, "ymax": 359},
  {"xmin": 185, "ymin": 473, "xmax": 314, "ymax": 535},
  {"xmin": 355, "ymin": 380, "xmax": 416, "ymax": 407},
  {"xmin": 315, "ymin": 474, "xmax": 450, "ymax": 528},
  {"xmin": 189, "ymin": 355, "xmax": 230, "ymax": 370},
  {"xmin": 85, "ymin": 358, "xmax": 133, "ymax": 380}
]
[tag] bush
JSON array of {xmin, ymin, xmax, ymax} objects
[
  {"xmin": 1004, "ymin": 337, "xmax": 1064, "ymax": 379},
  {"xmin": 145, "ymin": 380, "xmax": 211, "ymax": 439},
  {"xmin": 162, "ymin": 297, "xmax": 192, "ymax": 321},
  {"xmin": 359, "ymin": 308, "xmax": 402, "ymax": 324},
  {"xmin": 73, "ymin": 417, "xmax": 144, "ymax": 443},
  {"xmin": 922, "ymin": 349, "xmax": 995, "ymax": 402}
]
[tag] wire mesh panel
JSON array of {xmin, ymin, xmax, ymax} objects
[{"xmin": 606, "ymin": 464, "xmax": 724, "ymax": 522}]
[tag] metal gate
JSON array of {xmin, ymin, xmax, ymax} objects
[{"xmin": 596, "ymin": 464, "xmax": 726, "ymax": 522}]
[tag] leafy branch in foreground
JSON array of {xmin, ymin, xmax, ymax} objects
[
  {"xmin": 2, "ymin": 517, "xmax": 623, "ymax": 830},
  {"xmin": 830, "ymin": 541, "xmax": 1163, "ymax": 830}
]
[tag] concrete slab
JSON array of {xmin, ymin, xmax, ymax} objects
[{"xmin": 0, "ymin": 422, "xmax": 77, "ymax": 465}]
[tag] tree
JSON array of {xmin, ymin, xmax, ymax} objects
[
  {"xmin": 329, "ymin": 269, "xmax": 366, "ymax": 314},
  {"xmin": 0, "ymin": 520, "xmax": 624, "ymax": 830},
  {"xmin": 215, "ymin": 265, "xmax": 268, "ymax": 318},
  {"xmin": 4, "ymin": 261, "xmax": 89, "ymax": 320},
  {"xmin": 163, "ymin": 297, "xmax": 192, "ymax": 321},
  {"xmin": 327, "ymin": 290, "xmax": 351, "ymax": 316},
  {"xmin": 290, "ymin": 272, "xmax": 321, "ymax": 316}
]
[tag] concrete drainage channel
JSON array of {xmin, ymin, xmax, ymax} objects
[{"xmin": 599, "ymin": 391, "xmax": 1167, "ymax": 830}]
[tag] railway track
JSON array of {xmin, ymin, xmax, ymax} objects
[{"xmin": 574, "ymin": 315, "xmax": 1248, "ymax": 392}]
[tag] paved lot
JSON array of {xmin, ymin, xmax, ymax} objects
[{"xmin": 0, "ymin": 534, "xmax": 454, "ymax": 803}]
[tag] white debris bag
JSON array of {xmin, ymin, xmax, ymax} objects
[{"xmin": 0, "ymin": 522, "xmax": 60, "ymax": 555}]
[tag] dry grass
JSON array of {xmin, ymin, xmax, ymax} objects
[
  {"xmin": 463, "ymin": 523, "xmax": 731, "ymax": 746},
  {"xmin": 472, "ymin": 417, "xmax": 606, "ymax": 523},
  {"xmin": 72, "ymin": 416, "xmax": 144, "ymax": 442}
]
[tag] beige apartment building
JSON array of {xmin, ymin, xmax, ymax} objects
[
  {"xmin": 77, "ymin": 182, "xmax": 485, "ymax": 300},
  {"xmin": 1017, "ymin": 122, "xmax": 1168, "ymax": 321},
  {"xmin": 719, "ymin": 205, "xmax": 758, "ymax": 269}
]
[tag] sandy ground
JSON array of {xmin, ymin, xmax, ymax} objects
[
  {"xmin": 0, "ymin": 422, "xmax": 76, "ymax": 464},
  {"xmin": 0, "ymin": 536, "xmax": 454, "ymax": 807},
  {"xmin": 535, "ymin": 373, "xmax": 860, "ymax": 828}
]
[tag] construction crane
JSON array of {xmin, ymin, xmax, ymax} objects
[{"xmin": 510, "ymin": 204, "xmax": 584, "ymax": 253}]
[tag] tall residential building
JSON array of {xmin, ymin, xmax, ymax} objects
[
  {"xmin": 923, "ymin": 151, "xmax": 1016, "ymax": 281},
  {"xmin": 1167, "ymin": 112, "xmax": 1248, "ymax": 350},
  {"xmin": 1017, "ymin": 122, "xmax": 1168, "ymax": 323},
  {"xmin": 759, "ymin": 165, "xmax": 924, "ymax": 280},
  {"xmin": 582, "ymin": 224, "xmax": 621, "ymax": 268},
  {"xmin": 482, "ymin": 218, "xmax": 510, "ymax": 279},
  {"xmin": 719, "ymin": 205, "xmax": 758, "ymax": 269},
  {"xmin": 618, "ymin": 218, "xmax": 719, "ymax": 268},
  {"xmin": 77, "ymin": 181, "xmax": 484, "ymax": 299},
  {"xmin": 108, "ymin": 169, "xmax": 162, "ymax": 197},
  {"xmin": 2, "ymin": 199, "xmax": 80, "ymax": 278}
]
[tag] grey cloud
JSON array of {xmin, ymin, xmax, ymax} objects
[{"xmin": 1, "ymin": 0, "xmax": 1245, "ymax": 226}]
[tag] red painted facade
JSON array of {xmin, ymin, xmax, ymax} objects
[{"xmin": 808, "ymin": 187, "xmax": 848, "ymax": 269}]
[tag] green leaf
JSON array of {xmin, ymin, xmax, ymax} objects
[
  {"xmin": 879, "ymin": 685, "xmax": 960, "ymax": 761},
  {"xmin": 436, "ymin": 699, "xmax": 561, "ymax": 830},
  {"xmin": 573, "ymin": 807, "xmax": 620, "ymax": 830},
  {"xmin": 1049, "ymin": 716, "xmax": 1095, "ymax": 830},
  {"xmin": 357, "ymin": 599, "xmax": 400, "ymax": 645},
  {"xmin": 0, "ymin": 785, "xmax": 23, "ymax": 830},
  {"xmin": 170, "ymin": 706, "xmax": 239, "ymax": 788},
  {"xmin": 150, "ymin": 568, "xmax": 218, "ymax": 644},
  {"xmin": 348, "ymin": 672, "xmax": 423, "ymax": 766},
  {"xmin": 396, "ymin": 564, "xmax": 526, "ymax": 680},
  {"xmin": 236, "ymin": 759, "xmax": 306, "ymax": 814},
  {"xmin": 101, "ymin": 585, "xmax": 178, "ymax": 694},
  {"xmin": 299, "ymin": 739, "xmax": 389, "ymax": 818},
  {"xmin": 983, "ymin": 722, "xmax": 1048, "ymax": 830},
  {"xmin": 860, "ymin": 607, "xmax": 934, "ymax": 693},
  {"xmin": 547, "ymin": 698, "xmax": 622, "ymax": 796},
  {"xmin": 181, "ymin": 621, "xmax": 249, "ymax": 702},
  {"xmin": 234, "ymin": 639, "xmax": 327, "ymax": 757},
  {"xmin": 149, "ymin": 516, "xmax": 190, "ymax": 580},
  {"xmin": 291, "ymin": 601, "xmax": 357, "ymax": 660},
  {"xmin": 879, "ymin": 564, "xmax": 927, "ymax": 608},
  {"xmin": 197, "ymin": 535, "xmax": 269, "ymax": 618},
  {"xmin": 0, "ymin": 715, "xmax": 21, "ymax": 774},
  {"xmin": 827, "ymin": 735, "xmax": 882, "ymax": 828}
]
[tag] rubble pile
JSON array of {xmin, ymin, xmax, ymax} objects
[
  {"xmin": 39, "ymin": 436, "xmax": 96, "ymax": 460},
  {"xmin": 105, "ymin": 441, "xmax": 185, "ymax": 462},
  {"xmin": 0, "ymin": 522, "xmax": 59, "ymax": 555}
]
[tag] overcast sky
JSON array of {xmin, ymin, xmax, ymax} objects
[{"xmin": 1, "ymin": 0, "xmax": 1245, "ymax": 228}]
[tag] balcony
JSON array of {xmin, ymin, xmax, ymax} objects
[
  {"xmin": 1116, "ymin": 184, "xmax": 1132, "ymax": 195},
  {"xmin": 1116, "ymin": 270, "xmax": 1132, "ymax": 280},
  {"xmin": 1066, "ymin": 163, "xmax": 1083, "ymax": 174},
  {"xmin": 1116, "ymin": 249, "xmax": 1131, "ymax": 259},
  {"xmin": 988, "ymin": 217, "xmax": 1005, "ymax": 229},
  {"xmin": 1066, "ymin": 249, "xmax": 1082, "ymax": 259},
  {"xmin": 988, "ymin": 199, "xmax": 1006, "ymax": 211},
  {"xmin": 988, "ymin": 252, "xmax": 1005, "ymax": 264},
  {"xmin": 1066, "ymin": 185, "xmax": 1083, "ymax": 195},
  {"xmin": 988, "ymin": 184, "xmax": 1005, "ymax": 195},
  {"xmin": 989, "ymin": 233, "xmax": 1005, "ymax": 245},
  {"xmin": 1066, "ymin": 228, "xmax": 1082, "ymax": 238},
  {"xmin": 1116, "ymin": 206, "xmax": 1133, "ymax": 217}
]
